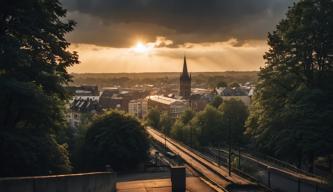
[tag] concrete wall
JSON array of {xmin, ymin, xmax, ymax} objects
[{"xmin": 0, "ymin": 172, "xmax": 116, "ymax": 192}]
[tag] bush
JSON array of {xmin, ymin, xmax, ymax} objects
[{"xmin": 80, "ymin": 111, "xmax": 150, "ymax": 171}]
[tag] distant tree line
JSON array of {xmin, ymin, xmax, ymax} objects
[{"xmin": 146, "ymin": 99, "xmax": 248, "ymax": 150}]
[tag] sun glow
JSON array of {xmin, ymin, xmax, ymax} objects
[{"xmin": 133, "ymin": 41, "xmax": 153, "ymax": 53}]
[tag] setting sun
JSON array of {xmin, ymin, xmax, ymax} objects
[{"xmin": 133, "ymin": 41, "xmax": 152, "ymax": 53}]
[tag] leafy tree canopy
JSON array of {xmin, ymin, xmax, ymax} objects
[
  {"xmin": 217, "ymin": 81, "xmax": 227, "ymax": 88},
  {"xmin": 81, "ymin": 111, "xmax": 150, "ymax": 171},
  {"xmin": 191, "ymin": 105, "xmax": 224, "ymax": 146},
  {"xmin": 0, "ymin": 0, "xmax": 78, "ymax": 176},
  {"xmin": 145, "ymin": 108, "xmax": 161, "ymax": 129},
  {"xmin": 246, "ymin": 0, "xmax": 333, "ymax": 167},
  {"xmin": 219, "ymin": 99, "xmax": 248, "ymax": 145}
]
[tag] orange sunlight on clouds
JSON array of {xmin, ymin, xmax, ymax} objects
[{"xmin": 68, "ymin": 38, "xmax": 268, "ymax": 73}]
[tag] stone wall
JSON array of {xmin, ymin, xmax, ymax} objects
[{"xmin": 0, "ymin": 172, "xmax": 116, "ymax": 192}]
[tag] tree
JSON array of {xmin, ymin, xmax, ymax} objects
[
  {"xmin": 160, "ymin": 112, "xmax": 174, "ymax": 136},
  {"xmin": 246, "ymin": 0, "xmax": 333, "ymax": 169},
  {"xmin": 211, "ymin": 95, "xmax": 223, "ymax": 108},
  {"xmin": 191, "ymin": 105, "xmax": 224, "ymax": 146},
  {"xmin": 81, "ymin": 111, "xmax": 150, "ymax": 171},
  {"xmin": 171, "ymin": 110, "xmax": 196, "ymax": 146},
  {"xmin": 217, "ymin": 81, "xmax": 227, "ymax": 88},
  {"xmin": 0, "ymin": 0, "xmax": 78, "ymax": 176},
  {"xmin": 145, "ymin": 108, "xmax": 161, "ymax": 129},
  {"xmin": 219, "ymin": 99, "xmax": 248, "ymax": 146}
]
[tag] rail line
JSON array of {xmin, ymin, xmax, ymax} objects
[{"xmin": 147, "ymin": 127, "xmax": 267, "ymax": 191}]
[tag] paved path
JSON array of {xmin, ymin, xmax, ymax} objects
[
  {"xmin": 117, "ymin": 177, "xmax": 216, "ymax": 192},
  {"xmin": 147, "ymin": 127, "xmax": 252, "ymax": 190}
]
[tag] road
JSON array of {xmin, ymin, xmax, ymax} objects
[{"xmin": 146, "ymin": 127, "xmax": 261, "ymax": 191}]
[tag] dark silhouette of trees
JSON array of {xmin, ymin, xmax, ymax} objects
[
  {"xmin": 246, "ymin": 0, "xmax": 333, "ymax": 170},
  {"xmin": 0, "ymin": 0, "xmax": 78, "ymax": 176},
  {"xmin": 80, "ymin": 111, "xmax": 150, "ymax": 171}
]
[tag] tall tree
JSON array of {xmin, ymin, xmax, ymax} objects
[
  {"xmin": 171, "ymin": 110, "xmax": 196, "ymax": 146},
  {"xmin": 0, "ymin": 0, "xmax": 78, "ymax": 176},
  {"xmin": 246, "ymin": 0, "xmax": 333, "ymax": 169},
  {"xmin": 145, "ymin": 108, "xmax": 161, "ymax": 130},
  {"xmin": 191, "ymin": 105, "xmax": 224, "ymax": 146},
  {"xmin": 219, "ymin": 99, "xmax": 248, "ymax": 146},
  {"xmin": 160, "ymin": 112, "xmax": 174, "ymax": 136}
]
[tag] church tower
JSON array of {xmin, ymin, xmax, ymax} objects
[{"xmin": 180, "ymin": 56, "xmax": 191, "ymax": 98}]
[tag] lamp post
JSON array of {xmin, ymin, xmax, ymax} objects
[{"xmin": 228, "ymin": 117, "xmax": 232, "ymax": 176}]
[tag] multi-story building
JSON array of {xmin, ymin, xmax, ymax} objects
[
  {"xmin": 215, "ymin": 86, "xmax": 253, "ymax": 106},
  {"xmin": 99, "ymin": 87, "xmax": 149, "ymax": 112},
  {"xmin": 128, "ymin": 99, "xmax": 148, "ymax": 118},
  {"xmin": 67, "ymin": 98, "xmax": 99, "ymax": 128},
  {"xmin": 147, "ymin": 95, "xmax": 189, "ymax": 118}
]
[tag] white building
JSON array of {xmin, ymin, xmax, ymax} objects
[
  {"xmin": 128, "ymin": 99, "xmax": 148, "ymax": 118},
  {"xmin": 147, "ymin": 95, "xmax": 189, "ymax": 118}
]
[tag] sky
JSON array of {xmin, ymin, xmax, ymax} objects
[{"xmin": 61, "ymin": 0, "xmax": 295, "ymax": 73}]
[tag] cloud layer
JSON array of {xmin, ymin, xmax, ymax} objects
[{"xmin": 62, "ymin": 0, "xmax": 294, "ymax": 47}]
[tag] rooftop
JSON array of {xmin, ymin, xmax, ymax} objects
[{"xmin": 148, "ymin": 95, "xmax": 186, "ymax": 105}]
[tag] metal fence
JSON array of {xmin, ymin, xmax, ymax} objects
[{"xmin": 205, "ymin": 148, "xmax": 331, "ymax": 192}]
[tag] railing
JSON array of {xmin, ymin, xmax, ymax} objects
[{"xmin": 0, "ymin": 172, "xmax": 117, "ymax": 192}]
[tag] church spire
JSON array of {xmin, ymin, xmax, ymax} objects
[
  {"xmin": 182, "ymin": 55, "xmax": 188, "ymax": 75},
  {"xmin": 180, "ymin": 56, "xmax": 191, "ymax": 98}
]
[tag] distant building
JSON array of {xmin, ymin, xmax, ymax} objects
[
  {"xmin": 215, "ymin": 86, "xmax": 253, "ymax": 106},
  {"xmin": 190, "ymin": 88, "xmax": 214, "ymax": 111},
  {"xmin": 128, "ymin": 99, "xmax": 148, "ymax": 118},
  {"xmin": 99, "ymin": 88, "xmax": 149, "ymax": 112},
  {"xmin": 179, "ymin": 56, "xmax": 191, "ymax": 98},
  {"xmin": 147, "ymin": 95, "xmax": 189, "ymax": 118},
  {"xmin": 67, "ymin": 98, "xmax": 99, "ymax": 128},
  {"xmin": 67, "ymin": 85, "xmax": 100, "ymax": 101}
]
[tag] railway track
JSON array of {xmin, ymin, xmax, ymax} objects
[{"xmin": 147, "ymin": 127, "xmax": 268, "ymax": 192}]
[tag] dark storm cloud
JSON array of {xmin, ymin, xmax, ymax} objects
[{"xmin": 61, "ymin": 0, "xmax": 294, "ymax": 47}]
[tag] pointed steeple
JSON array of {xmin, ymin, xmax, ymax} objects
[
  {"xmin": 182, "ymin": 55, "xmax": 188, "ymax": 75},
  {"xmin": 179, "ymin": 55, "xmax": 191, "ymax": 98}
]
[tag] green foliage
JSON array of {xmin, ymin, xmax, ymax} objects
[
  {"xmin": 219, "ymin": 99, "xmax": 248, "ymax": 145},
  {"xmin": 211, "ymin": 95, "xmax": 223, "ymax": 108},
  {"xmin": 246, "ymin": 0, "xmax": 333, "ymax": 166},
  {"xmin": 160, "ymin": 112, "xmax": 174, "ymax": 135},
  {"xmin": 217, "ymin": 81, "xmax": 227, "ymax": 88},
  {"xmin": 145, "ymin": 108, "xmax": 161, "ymax": 129},
  {"xmin": 191, "ymin": 105, "xmax": 224, "ymax": 146},
  {"xmin": 171, "ymin": 110, "xmax": 197, "ymax": 146},
  {"xmin": 80, "ymin": 111, "xmax": 150, "ymax": 171},
  {"xmin": 0, "ymin": 0, "xmax": 78, "ymax": 176}
]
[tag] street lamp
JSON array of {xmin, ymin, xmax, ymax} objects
[{"xmin": 228, "ymin": 116, "xmax": 232, "ymax": 176}]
